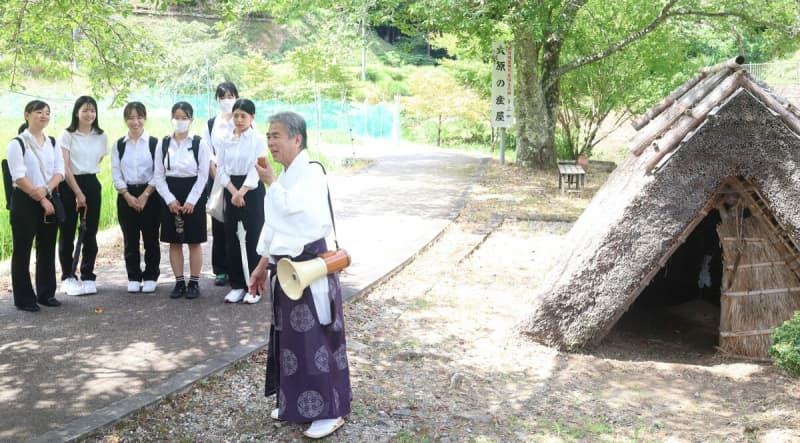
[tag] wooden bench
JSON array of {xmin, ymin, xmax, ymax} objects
[{"xmin": 558, "ymin": 161, "xmax": 586, "ymax": 191}]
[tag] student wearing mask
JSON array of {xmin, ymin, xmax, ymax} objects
[
  {"xmin": 111, "ymin": 102, "xmax": 160, "ymax": 294},
  {"xmin": 58, "ymin": 96, "xmax": 108, "ymax": 296},
  {"xmin": 215, "ymin": 99, "xmax": 266, "ymax": 304},
  {"xmin": 153, "ymin": 101, "xmax": 211, "ymax": 299},
  {"xmin": 203, "ymin": 81, "xmax": 239, "ymax": 288},
  {"xmin": 6, "ymin": 100, "xmax": 65, "ymax": 312}
]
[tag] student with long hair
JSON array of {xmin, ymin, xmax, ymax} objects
[
  {"xmin": 215, "ymin": 99, "xmax": 266, "ymax": 304},
  {"xmin": 6, "ymin": 100, "xmax": 65, "ymax": 311},
  {"xmin": 57, "ymin": 95, "xmax": 108, "ymax": 296},
  {"xmin": 204, "ymin": 81, "xmax": 239, "ymax": 288},
  {"xmin": 111, "ymin": 102, "xmax": 160, "ymax": 293},
  {"xmin": 153, "ymin": 101, "xmax": 211, "ymax": 299}
]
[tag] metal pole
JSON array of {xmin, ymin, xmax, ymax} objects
[{"xmin": 499, "ymin": 127, "xmax": 506, "ymax": 165}]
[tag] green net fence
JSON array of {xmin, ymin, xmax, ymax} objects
[{"xmin": 0, "ymin": 90, "xmax": 401, "ymax": 140}]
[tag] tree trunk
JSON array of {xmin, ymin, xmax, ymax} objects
[{"xmin": 514, "ymin": 33, "xmax": 558, "ymax": 170}]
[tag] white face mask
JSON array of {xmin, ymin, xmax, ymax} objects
[
  {"xmin": 172, "ymin": 118, "xmax": 191, "ymax": 133},
  {"xmin": 218, "ymin": 98, "xmax": 236, "ymax": 114}
]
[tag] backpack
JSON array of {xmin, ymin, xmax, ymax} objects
[
  {"xmin": 117, "ymin": 136, "xmax": 158, "ymax": 161},
  {"xmin": 3, "ymin": 136, "xmax": 57, "ymax": 210},
  {"xmin": 162, "ymin": 135, "xmax": 201, "ymax": 170},
  {"xmin": 207, "ymin": 117, "xmax": 216, "ymax": 155},
  {"xmin": 207, "ymin": 117, "xmax": 216, "ymax": 137}
]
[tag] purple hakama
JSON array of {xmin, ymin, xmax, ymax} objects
[{"xmin": 265, "ymin": 238, "xmax": 352, "ymax": 423}]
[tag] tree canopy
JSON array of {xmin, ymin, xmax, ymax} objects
[
  {"xmin": 385, "ymin": 0, "xmax": 800, "ymax": 167},
  {"xmin": 0, "ymin": 0, "xmax": 160, "ymax": 103}
]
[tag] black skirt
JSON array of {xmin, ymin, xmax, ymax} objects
[{"xmin": 160, "ymin": 176, "xmax": 207, "ymax": 244}]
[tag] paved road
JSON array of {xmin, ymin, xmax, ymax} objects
[{"xmin": 0, "ymin": 143, "xmax": 486, "ymax": 442}]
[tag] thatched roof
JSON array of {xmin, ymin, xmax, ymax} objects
[{"xmin": 521, "ymin": 58, "xmax": 800, "ymax": 351}]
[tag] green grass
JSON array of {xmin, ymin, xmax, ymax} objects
[{"xmin": 537, "ymin": 418, "xmax": 614, "ymax": 441}]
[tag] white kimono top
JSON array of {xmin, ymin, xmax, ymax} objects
[{"xmin": 256, "ymin": 149, "xmax": 332, "ymax": 258}]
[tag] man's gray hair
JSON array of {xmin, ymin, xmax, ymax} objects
[{"xmin": 269, "ymin": 111, "xmax": 307, "ymax": 150}]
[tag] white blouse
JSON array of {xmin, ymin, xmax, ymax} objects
[
  {"xmin": 215, "ymin": 128, "xmax": 265, "ymax": 189},
  {"xmin": 256, "ymin": 149, "xmax": 332, "ymax": 258},
  {"xmin": 57, "ymin": 129, "xmax": 108, "ymax": 175},
  {"xmin": 153, "ymin": 133, "xmax": 210, "ymax": 206},
  {"xmin": 203, "ymin": 115, "xmax": 235, "ymax": 161},
  {"xmin": 110, "ymin": 132, "xmax": 156, "ymax": 189},
  {"xmin": 7, "ymin": 130, "xmax": 65, "ymax": 188}
]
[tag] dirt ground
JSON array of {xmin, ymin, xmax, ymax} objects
[{"xmin": 77, "ymin": 158, "xmax": 800, "ymax": 442}]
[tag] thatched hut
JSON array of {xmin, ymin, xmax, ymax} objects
[{"xmin": 522, "ymin": 57, "xmax": 800, "ymax": 358}]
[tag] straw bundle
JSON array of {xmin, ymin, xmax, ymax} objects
[{"xmin": 717, "ymin": 180, "xmax": 800, "ymax": 358}]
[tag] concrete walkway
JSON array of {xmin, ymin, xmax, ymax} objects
[{"xmin": 0, "ymin": 143, "xmax": 487, "ymax": 442}]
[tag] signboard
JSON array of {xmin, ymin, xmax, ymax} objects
[{"xmin": 491, "ymin": 41, "xmax": 514, "ymax": 128}]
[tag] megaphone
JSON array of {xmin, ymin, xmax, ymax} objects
[{"xmin": 277, "ymin": 249, "xmax": 351, "ymax": 301}]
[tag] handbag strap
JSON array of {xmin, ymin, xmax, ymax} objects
[
  {"xmin": 309, "ymin": 160, "xmax": 339, "ymax": 249},
  {"xmin": 23, "ymin": 136, "xmax": 52, "ymax": 195}
]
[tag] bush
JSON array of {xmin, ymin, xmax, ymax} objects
[
  {"xmin": 769, "ymin": 311, "xmax": 800, "ymax": 376},
  {"xmin": 365, "ymin": 66, "xmax": 390, "ymax": 83},
  {"xmin": 555, "ymin": 130, "xmax": 575, "ymax": 160}
]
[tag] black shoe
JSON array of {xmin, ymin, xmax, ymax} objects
[
  {"xmin": 38, "ymin": 297, "xmax": 62, "ymax": 307},
  {"xmin": 16, "ymin": 304, "xmax": 40, "ymax": 312},
  {"xmin": 214, "ymin": 274, "xmax": 228, "ymax": 286},
  {"xmin": 170, "ymin": 282, "xmax": 186, "ymax": 299},
  {"xmin": 185, "ymin": 283, "xmax": 200, "ymax": 299}
]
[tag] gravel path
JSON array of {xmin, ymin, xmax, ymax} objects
[{"xmin": 82, "ymin": 159, "xmax": 800, "ymax": 442}]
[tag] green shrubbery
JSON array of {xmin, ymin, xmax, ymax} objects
[{"xmin": 769, "ymin": 311, "xmax": 800, "ymax": 376}]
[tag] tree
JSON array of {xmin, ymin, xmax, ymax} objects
[
  {"xmin": 389, "ymin": 0, "xmax": 800, "ymax": 169},
  {"xmin": 403, "ymin": 67, "xmax": 485, "ymax": 146},
  {"xmin": 0, "ymin": 0, "xmax": 162, "ymax": 103}
]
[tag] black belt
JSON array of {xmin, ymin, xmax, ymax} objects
[{"xmin": 127, "ymin": 183, "xmax": 148, "ymax": 190}]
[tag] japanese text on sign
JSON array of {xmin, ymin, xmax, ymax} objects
[{"xmin": 491, "ymin": 41, "xmax": 514, "ymax": 128}]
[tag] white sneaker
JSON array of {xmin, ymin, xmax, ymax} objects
[
  {"xmin": 127, "ymin": 281, "xmax": 142, "ymax": 293},
  {"xmin": 224, "ymin": 288, "xmax": 246, "ymax": 303},
  {"xmin": 82, "ymin": 280, "xmax": 97, "ymax": 295},
  {"xmin": 141, "ymin": 280, "xmax": 157, "ymax": 293},
  {"xmin": 242, "ymin": 292, "xmax": 261, "ymax": 304},
  {"xmin": 270, "ymin": 408, "xmax": 281, "ymax": 420},
  {"xmin": 304, "ymin": 417, "xmax": 344, "ymax": 439},
  {"xmin": 63, "ymin": 277, "xmax": 83, "ymax": 296}
]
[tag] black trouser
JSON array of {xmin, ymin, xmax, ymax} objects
[
  {"xmin": 209, "ymin": 178, "xmax": 228, "ymax": 276},
  {"xmin": 117, "ymin": 184, "xmax": 160, "ymax": 282},
  {"xmin": 223, "ymin": 176, "xmax": 265, "ymax": 290},
  {"xmin": 10, "ymin": 188, "xmax": 58, "ymax": 307},
  {"xmin": 58, "ymin": 174, "xmax": 101, "ymax": 281}
]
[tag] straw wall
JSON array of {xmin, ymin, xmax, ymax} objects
[{"xmin": 717, "ymin": 180, "xmax": 800, "ymax": 357}]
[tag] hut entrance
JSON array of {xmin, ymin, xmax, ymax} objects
[
  {"xmin": 619, "ymin": 209, "xmax": 723, "ymax": 354},
  {"xmin": 618, "ymin": 177, "xmax": 800, "ymax": 358}
]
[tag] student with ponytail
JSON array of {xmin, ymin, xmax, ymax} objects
[
  {"xmin": 6, "ymin": 100, "xmax": 65, "ymax": 312},
  {"xmin": 214, "ymin": 99, "xmax": 266, "ymax": 304}
]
